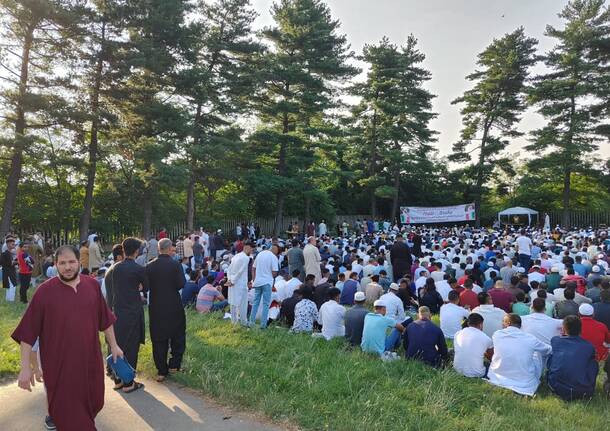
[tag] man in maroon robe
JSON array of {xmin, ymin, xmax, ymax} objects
[{"xmin": 12, "ymin": 245, "xmax": 123, "ymax": 431}]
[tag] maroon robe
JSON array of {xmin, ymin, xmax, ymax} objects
[{"xmin": 12, "ymin": 276, "xmax": 116, "ymax": 431}]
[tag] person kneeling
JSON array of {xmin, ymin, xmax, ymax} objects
[{"xmin": 547, "ymin": 315, "xmax": 598, "ymax": 401}]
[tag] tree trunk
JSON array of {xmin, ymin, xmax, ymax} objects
[
  {"xmin": 79, "ymin": 21, "xmax": 106, "ymax": 242},
  {"xmin": 391, "ymin": 169, "xmax": 400, "ymax": 222},
  {"xmin": 369, "ymin": 110, "xmax": 378, "ymax": 218},
  {"xmin": 142, "ymin": 187, "xmax": 152, "ymax": 239},
  {"xmin": 562, "ymin": 92, "xmax": 576, "ymax": 229},
  {"xmin": 562, "ymin": 169, "xmax": 571, "ymax": 228},
  {"xmin": 186, "ymin": 173, "xmax": 195, "ymax": 231},
  {"xmin": 0, "ymin": 24, "xmax": 35, "ymax": 238},
  {"xmin": 274, "ymin": 138, "xmax": 287, "ymax": 237},
  {"xmin": 187, "ymin": 103, "xmax": 203, "ymax": 231},
  {"xmin": 474, "ymin": 119, "xmax": 491, "ymax": 228},
  {"xmin": 304, "ymin": 193, "xmax": 311, "ymax": 226},
  {"xmin": 274, "ymin": 90, "xmax": 290, "ymax": 237}
]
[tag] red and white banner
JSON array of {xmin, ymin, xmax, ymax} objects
[{"xmin": 400, "ymin": 203, "xmax": 476, "ymax": 224}]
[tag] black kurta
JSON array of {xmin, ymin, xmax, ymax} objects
[
  {"xmin": 104, "ymin": 258, "xmax": 147, "ymax": 370},
  {"xmin": 390, "ymin": 241, "xmax": 413, "ymax": 281},
  {"xmin": 145, "ymin": 254, "xmax": 186, "ymax": 342}
]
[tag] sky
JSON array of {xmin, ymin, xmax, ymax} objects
[{"xmin": 251, "ymin": 0, "xmax": 610, "ymax": 160}]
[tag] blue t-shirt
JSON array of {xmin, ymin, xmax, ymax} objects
[
  {"xmin": 547, "ymin": 335, "xmax": 598, "ymax": 398},
  {"xmin": 361, "ymin": 313, "xmax": 395, "ymax": 355}
]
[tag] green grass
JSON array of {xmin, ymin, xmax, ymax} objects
[
  {"xmin": 0, "ymin": 296, "xmax": 27, "ymax": 379},
  {"xmin": 2, "ymin": 294, "xmax": 609, "ymax": 430}
]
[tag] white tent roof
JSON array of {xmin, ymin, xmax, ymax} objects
[{"xmin": 498, "ymin": 207, "xmax": 539, "ymax": 216}]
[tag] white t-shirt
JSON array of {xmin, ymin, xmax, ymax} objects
[
  {"xmin": 284, "ymin": 277, "xmax": 301, "ymax": 299},
  {"xmin": 453, "ymin": 327, "xmax": 493, "ymax": 378},
  {"xmin": 516, "ymin": 235, "xmax": 532, "ymax": 256},
  {"xmin": 440, "ymin": 303, "xmax": 470, "ymax": 339},
  {"xmin": 252, "ymin": 250, "xmax": 279, "ymax": 287},
  {"xmin": 471, "ymin": 305, "xmax": 506, "ymax": 338}
]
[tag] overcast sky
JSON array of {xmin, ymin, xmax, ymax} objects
[{"xmin": 251, "ymin": 0, "xmax": 610, "ymax": 160}]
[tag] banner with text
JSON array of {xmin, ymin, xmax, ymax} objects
[{"xmin": 400, "ymin": 203, "xmax": 476, "ymax": 224}]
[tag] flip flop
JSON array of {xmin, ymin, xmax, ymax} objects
[{"xmin": 122, "ymin": 382, "xmax": 144, "ymax": 394}]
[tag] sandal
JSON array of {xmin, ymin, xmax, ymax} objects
[
  {"xmin": 113, "ymin": 383, "xmax": 125, "ymax": 391},
  {"xmin": 156, "ymin": 375, "xmax": 167, "ymax": 382},
  {"xmin": 122, "ymin": 382, "xmax": 144, "ymax": 394}
]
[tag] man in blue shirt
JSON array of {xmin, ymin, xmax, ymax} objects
[
  {"xmin": 404, "ymin": 306, "xmax": 448, "ymax": 367},
  {"xmin": 547, "ymin": 315, "xmax": 598, "ymax": 401},
  {"xmin": 361, "ymin": 300, "xmax": 406, "ymax": 356},
  {"xmin": 339, "ymin": 272, "xmax": 359, "ymax": 305}
]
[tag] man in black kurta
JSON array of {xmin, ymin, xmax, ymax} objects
[
  {"xmin": 104, "ymin": 237, "xmax": 147, "ymax": 392},
  {"xmin": 145, "ymin": 238, "xmax": 186, "ymax": 380},
  {"xmin": 390, "ymin": 235, "xmax": 413, "ymax": 282}
]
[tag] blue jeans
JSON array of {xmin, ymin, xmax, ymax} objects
[
  {"xmin": 210, "ymin": 300, "xmax": 228, "ymax": 312},
  {"xmin": 385, "ymin": 329, "xmax": 401, "ymax": 351},
  {"xmin": 518, "ymin": 253, "xmax": 531, "ymax": 271},
  {"xmin": 249, "ymin": 284, "xmax": 272, "ymax": 328},
  {"xmin": 385, "ymin": 318, "xmax": 414, "ymax": 351}
]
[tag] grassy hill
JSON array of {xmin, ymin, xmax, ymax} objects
[{"xmin": 2, "ymin": 296, "xmax": 609, "ymax": 430}]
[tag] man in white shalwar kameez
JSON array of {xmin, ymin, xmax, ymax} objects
[
  {"xmin": 487, "ymin": 313, "xmax": 552, "ymax": 396},
  {"xmin": 303, "ymin": 236, "xmax": 322, "ymax": 284},
  {"xmin": 227, "ymin": 242, "xmax": 253, "ymax": 325}
]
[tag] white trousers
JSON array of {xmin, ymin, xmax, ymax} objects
[{"xmin": 230, "ymin": 298, "xmax": 248, "ymax": 325}]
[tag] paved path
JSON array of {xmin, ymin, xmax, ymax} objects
[{"xmin": 0, "ymin": 378, "xmax": 286, "ymax": 431}]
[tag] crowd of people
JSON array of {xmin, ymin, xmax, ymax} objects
[{"xmin": 5, "ymin": 221, "xmax": 610, "ymax": 430}]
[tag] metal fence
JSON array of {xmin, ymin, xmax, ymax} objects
[
  {"xmin": 549, "ymin": 210, "xmax": 610, "ymax": 228},
  {"xmin": 18, "ymin": 210, "xmax": 609, "ymax": 249}
]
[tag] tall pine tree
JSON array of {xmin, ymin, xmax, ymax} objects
[
  {"xmin": 0, "ymin": 0, "xmax": 82, "ymax": 237},
  {"xmin": 450, "ymin": 27, "xmax": 537, "ymax": 226},
  {"xmin": 249, "ymin": 0, "xmax": 357, "ymax": 235},
  {"xmin": 527, "ymin": 0, "xmax": 609, "ymax": 227},
  {"xmin": 350, "ymin": 36, "xmax": 436, "ymax": 219}
]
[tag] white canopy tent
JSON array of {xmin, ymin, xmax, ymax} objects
[{"xmin": 498, "ymin": 207, "xmax": 539, "ymax": 226}]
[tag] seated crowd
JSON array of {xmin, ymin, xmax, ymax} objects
[{"xmin": 173, "ymin": 224, "xmax": 610, "ymax": 400}]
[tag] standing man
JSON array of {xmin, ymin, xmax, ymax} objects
[
  {"xmin": 227, "ymin": 241, "xmax": 253, "ymax": 325},
  {"xmin": 318, "ymin": 220, "xmax": 327, "ymax": 237},
  {"xmin": 88, "ymin": 236, "xmax": 105, "ymax": 272},
  {"xmin": 287, "ymin": 239, "xmax": 305, "ymax": 281},
  {"xmin": 145, "ymin": 238, "xmax": 187, "ymax": 382},
  {"xmin": 17, "ymin": 241, "xmax": 33, "ymax": 303},
  {"xmin": 104, "ymin": 237, "xmax": 146, "ymax": 393},
  {"xmin": 303, "ymin": 236, "xmax": 322, "ymax": 284},
  {"xmin": 12, "ymin": 245, "xmax": 123, "ymax": 431},
  {"xmin": 516, "ymin": 229, "xmax": 533, "ymax": 272},
  {"xmin": 249, "ymin": 244, "xmax": 279, "ymax": 329},
  {"xmin": 1, "ymin": 237, "xmax": 17, "ymax": 290},
  {"xmin": 390, "ymin": 235, "xmax": 412, "ymax": 282}
]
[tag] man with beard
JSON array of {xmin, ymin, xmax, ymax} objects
[
  {"xmin": 145, "ymin": 238, "xmax": 187, "ymax": 382},
  {"xmin": 390, "ymin": 235, "xmax": 413, "ymax": 282},
  {"xmin": 104, "ymin": 237, "xmax": 146, "ymax": 393},
  {"xmin": 12, "ymin": 245, "xmax": 123, "ymax": 431}
]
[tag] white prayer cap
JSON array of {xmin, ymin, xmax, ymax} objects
[
  {"xmin": 551, "ymin": 266, "xmax": 560, "ymax": 273},
  {"xmin": 578, "ymin": 303, "xmax": 594, "ymax": 316},
  {"xmin": 389, "ymin": 283, "xmax": 399, "ymax": 291},
  {"xmin": 592, "ymin": 265, "xmax": 601, "ymax": 273},
  {"xmin": 373, "ymin": 299, "xmax": 387, "ymax": 308},
  {"xmin": 354, "ymin": 291, "xmax": 366, "ymax": 302}
]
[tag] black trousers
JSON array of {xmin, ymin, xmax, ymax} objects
[
  {"xmin": 2, "ymin": 268, "xmax": 16, "ymax": 289},
  {"xmin": 109, "ymin": 339, "xmax": 140, "ymax": 385},
  {"xmin": 19, "ymin": 273, "xmax": 31, "ymax": 303},
  {"xmin": 152, "ymin": 332, "xmax": 186, "ymax": 376}
]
